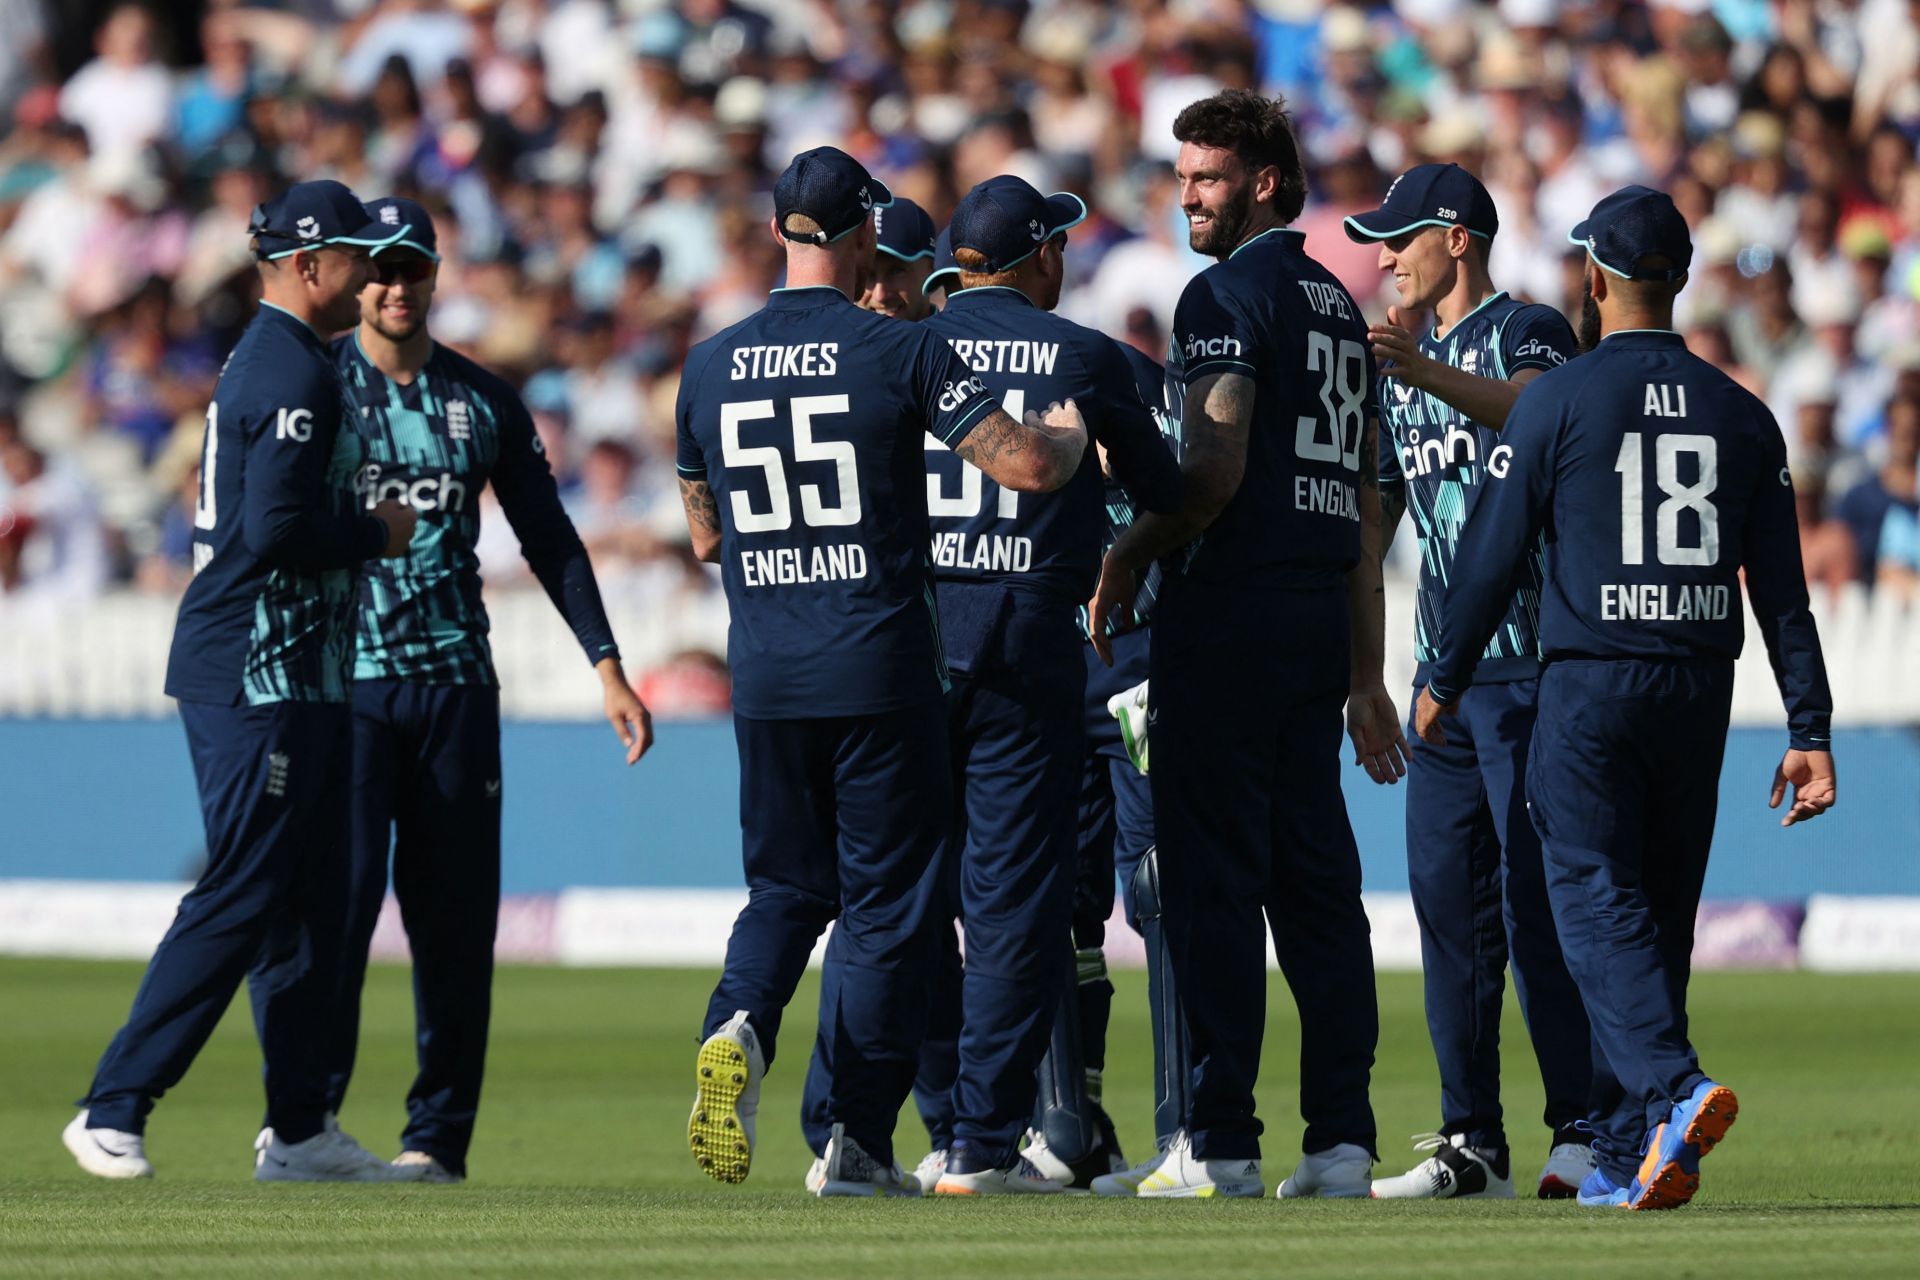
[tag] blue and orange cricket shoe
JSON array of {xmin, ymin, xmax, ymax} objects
[
  {"xmin": 1576, "ymin": 1166, "xmax": 1629, "ymax": 1208},
  {"xmin": 1627, "ymin": 1079, "xmax": 1739, "ymax": 1211}
]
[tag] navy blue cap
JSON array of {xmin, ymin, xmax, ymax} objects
[
  {"xmin": 1569, "ymin": 185, "xmax": 1692, "ymax": 282},
  {"xmin": 948, "ymin": 175, "xmax": 1088, "ymax": 273},
  {"xmin": 365, "ymin": 196, "xmax": 439, "ymax": 261},
  {"xmin": 774, "ymin": 146, "xmax": 893, "ymax": 245},
  {"xmin": 248, "ymin": 179, "xmax": 409, "ymax": 260},
  {"xmin": 1343, "ymin": 163, "xmax": 1498, "ymax": 243},
  {"xmin": 923, "ymin": 227, "xmax": 960, "ymax": 298},
  {"xmin": 874, "ymin": 196, "xmax": 936, "ymax": 262}
]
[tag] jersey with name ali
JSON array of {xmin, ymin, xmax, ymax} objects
[
  {"xmin": 922, "ymin": 287, "xmax": 1180, "ymax": 607},
  {"xmin": 1164, "ymin": 227, "xmax": 1375, "ymax": 591},
  {"xmin": 165, "ymin": 304, "xmax": 384, "ymax": 706},
  {"xmin": 1377, "ymin": 292, "xmax": 1575, "ymax": 685},
  {"xmin": 334, "ymin": 337, "xmax": 619, "ymax": 685},
  {"xmin": 1430, "ymin": 329, "xmax": 1832, "ymax": 748},
  {"xmin": 675, "ymin": 285, "xmax": 1002, "ymax": 719}
]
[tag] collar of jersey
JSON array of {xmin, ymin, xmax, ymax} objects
[
  {"xmin": 259, "ymin": 300, "xmax": 325, "ymax": 344},
  {"xmin": 352, "ymin": 329, "xmax": 435, "ymax": 388},
  {"xmin": 768, "ymin": 284, "xmax": 850, "ymax": 308},
  {"xmin": 1226, "ymin": 226, "xmax": 1304, "ymax": 260},
  {"xmin": 943, "ymin": 285, "xmax": 1036, "ymax": 310},
  {"xmin": 1430, "ymin": 290, "xmax": 1510, "ymax": 346},
  {"xmin": 1600, "ymin": 328, "xmax": 1685, "ymax": 346}
]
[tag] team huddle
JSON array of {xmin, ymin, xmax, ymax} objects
[{"xmin": 59, "ymin": 88, "xmax": 1836, "ymax": 1213}]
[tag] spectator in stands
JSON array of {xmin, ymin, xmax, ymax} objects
[
  {"xmin": 1796, "ymin": 472, "xmax": 1860, "ymax": 597},
  {"xmin": 0, "ymin": 434, "xmax": 108, "ymax": 603},
  {"xmin": 1838, "ymin": 394, "xmax": 1920, "ymax": 589},
  {"xmin": 56, "ymin": 4, "xmax": 170, "ymax": 162}
]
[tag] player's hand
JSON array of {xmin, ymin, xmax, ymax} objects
[
  {"xmin": 372, "ymin": 500, "xmax": 417, "ymax": 557},
  {"xmin": 1346, "ymin": 682, "xmax": 1409, "ymax": 784},
  {"xmin": 1031, "ymin": 397, "xmax": 1089, "ymax": 445},
  {"xmin": 1086, "ymin": 549, "xmax": 1138, "ymax": 667},
  {"xmin": 1370, "ymin": 306, "xmax": 1434, "ymax": 390},
  {"xmin": 598, "ymin": 659, "xmax": 654, "ymax": 766},
  {"xmin": 1412, "ymin": 685, "xmax": 1457, "ymax": 746},
  {"xmin": 1770, "ymin": 748, "xmax": 1836, "ymax": 827}
]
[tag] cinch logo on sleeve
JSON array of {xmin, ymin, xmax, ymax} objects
[
  {"xmin": 275, "ymin": 408, "xmax": 313, "ymax": 442},
  {"xmin": 938, "ymin": 374, "xmax": 989, "ymax": 414},
  {"xmin": 1181, "ymin": 334, "xmax": 1244, "ymax": 360},
  {"xmin": 1511, "ymin": 339, "xmax": 1567, "ymax": 366}
]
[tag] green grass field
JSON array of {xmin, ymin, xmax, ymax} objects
[{"xmin": 2, "ymin": 960, "xmax": 1917, "ymax": 1277}]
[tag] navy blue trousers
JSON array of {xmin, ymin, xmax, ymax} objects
[
  {"xmin": 1527, "ymin": 658, "xmax": 1729, "ymax": 1186},
  {"xmin": 306, "ymin": 679, "xmax": 502, "ymax": 1176},
  {"xmin": 84, "ymin": 700, "xmax": 348, "ymax": 1140},
  {"xmin": 1404, "ymin": 676, "xmax": 1591, "ymax": 1148},
  {"xmin": 1151, "ymin": 580, "xmax": 1378, "ymax": 1162},
  {"xmin": 712, "ymin": 704, "xmax": 949, "ymax": 1168}
]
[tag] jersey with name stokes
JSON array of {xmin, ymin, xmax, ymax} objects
[
  {"xmin": 1433, "ymin": 329, "xmax": 1832, "ymax": 745},
  {"xmin": 1378, "ymin": 292, "xmax": 1575, "ymax": 684},
  {"xmin": 166, "ymin": 303, "xmax": 383, "ymax": 706},
  {"xmin": 675, "ymin": 285, "xmax": 1000, "ymax": 719},
  {"xmin": 1165, "ymin": 227, "xmax": 1376, "ymax": 590},
  {"xmin": 922, "ymin": 287, "xmax": 1179, "ymax": 603},
  {"xmin": 334, "ymin": 336, "xmax": 619, "ymax": 685}
]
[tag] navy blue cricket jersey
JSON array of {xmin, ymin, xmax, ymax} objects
[
  {"xmin": 166, "ymin": 303, "xmax": 387, "ymax": 706},
  {"xmin": 1378, "ymin": 292, "xmax": 1576, "ymax": 685},
  {"xmin": 334, "ymin": 336, "xmax": 618, "ymax": 685},
  {"xmin": 675, "ymin": 285, "xmax": 1002, "ymax": 719},
  {"xmin": 1428, "ymin": 329, "xmax": 1833, "ymax": 749},
  {"xmin": 1164, "ymin": 228, "xmax": 1376, "ymax": 590},
  {"xmin": 1098, "ymin": 342, "xmax": 1174, "ymax": 631},
  {"xmin": 922, "ymin": 287, "xmax": 1180, "ymax": 610}
]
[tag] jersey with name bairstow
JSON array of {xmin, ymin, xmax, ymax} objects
[
  {"xmin": 1377, "ymin": 292, "xmax": 1575, "ymax": 685},
  {"xmin": 675, "ymin": 285, "xmax": 1002, "ymax": 719},
  {"xmin": 166, "ymin": 303, "xmax": 385, "ymax": 706},
  {"xmin": 922, "ymin": 287, "xmax": 1180, "ymax": 607},
  {"xmin": 1430, "ymin": 330, "xmax": 1832, "ymax": 748},
  {"xmin": 1163, "ymin": 227, "xmax": 1376, "ymax": 590},
  {"xmin": 333, "ymin": 336, "xmax": 619, "ymax": 685}
]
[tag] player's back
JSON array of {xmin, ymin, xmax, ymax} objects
[
  {"xmin": 167, "ymin": 304, "xmax": 365, "ymax": 705},
  {"xmin": 1525, "ymin": 330, "xmax": 1789, "ymax": 663},
  {"xmin": 922, "ymin": 288, "xmax": 1173, "ymax": 607},
  {"xmin": 676, "ymin": 285, "xmax": 997, "ymax": 719},
  {"xmin": 1166, "ymin": 228, "xmax": 1373, "ymax": 590}
]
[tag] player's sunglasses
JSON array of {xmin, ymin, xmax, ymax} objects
[{"xmin": 372, "ymin": 257, "xmax": 436, "ymax": 285}]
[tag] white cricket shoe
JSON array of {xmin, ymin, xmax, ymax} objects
[
  {"xmin": 1371, "ymin": 1133, "xmax": 1514, "ymax": 1200},
  {"xmin": 1277, "ymin": 1142, "xmax": 1373, "ymax": 1198},
  {"xmin": 912, "ymin": 1148, "xmax": 949, "ymax": 1190},
  {"xmin": 1021, "ymin": 1127, "xmax": 1127, "ymax": 1190},
  {"xmin": 1537, "ymin": 1126, "xmax": 1599, "ymax": 1200},
  {"xmin": 1090, "ymin": 1141, "xmax": 1169, "ymax": 1197},
  {"xmin": 805, "ymin": 1155, "xmax": 827, "ymax": 1194},
  {"xmin": 1134, "ymin": 1130, "xmax": 1263, "ymax": 1199},
  {"xmin": 814, "ymin": 1124, "xmax": 918, "ymax": 1197},
  {"xmin": 933, "ymin": 1150, "xmax": 1063, "ymax": 1195},
  {"xmin": 689, "ymin": 1009, "xmax": 764, "ymax": 1185},
  {"xmin": 63, "ymin": 1111, "xmax": 153, "ymax": 1179},
  {"xmin": 394, "ymin": 1150, "xmax": 463, "ymax": 1183},
  {"xmin": 255, "ymin": 1123, "xmax": 425, "ymax": 1182}
]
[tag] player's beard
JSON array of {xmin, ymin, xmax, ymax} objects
[
  {"xmin": 1189, "ymin": 184, "xmax": 1256, "ymax": 259},
  {"xmin": 369, "ymin": 309, "xmax": 427, "ymax": 344},
  {"xmin": 1578, "ymin": 268, "xmax": 1602, "ymax": 353}
]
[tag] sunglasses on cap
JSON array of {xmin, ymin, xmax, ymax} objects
[{"xmin": 372, "ymin": 256, "xmax": 436, "ymax": 284}]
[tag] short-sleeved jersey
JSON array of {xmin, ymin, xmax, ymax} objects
[
  {"xmin": 1377, "ymin": 292, "xmax": 1576, "ymax": 685},
  {"xmin": 922, "ymin": 287, "xmax": 1180, "ymax": 610},
  {"xmin": 675, "ymin": 285, "xmax": 1002, "ymax": 719},
  {"xmin": 1430, "ymin": 329, "xmax": 1833, "ymax": 749},
  {"xmin": 166, "ymin": 304, "xmax": 386, "ymax": 706},
  {"xmin": 333, "ymin": 336, "xmax": 619, "ymax": 685},
  {"xmin": 1163, "ymin": 227, "xmax": 1376, "ymax": 591}
]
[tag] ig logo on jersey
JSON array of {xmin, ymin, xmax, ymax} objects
[
  {"xmin": 1487, "ymin": 444, "xmax": 1515, "ymax": 478},
  {"xmin": 274, "ymin": 407, "xmax": 313, "ymax": 442}
]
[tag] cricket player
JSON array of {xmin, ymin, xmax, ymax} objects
[
  {"xmin": 906, "ymin": 176, "xmax": 1181, "ymax": 1195},
  {"xmin": 1342, "ymin": 164, "xmax": 1597, "ymax": 1199},
  {"xmin": 1087, "ymin": 90, "xmax": 1407, "ymax": 1199},
  {"xmin": 64, "ymin": 180, "xmax": 417, "ymax": 1181},
  {"xmin": 675, "ymin": 147, "xmax": 1088, "ymax": 1196},
  {"xmin": 860, "ymin": 195, "xmax": 938, "ymax": 320},
  {"xmin": 283, "ymin": 197, "xmax": 649, "ymax": 1184},
  {"xmin": 1417, "ymin": 186, "xmax": 1836, "ymax": 1211}
]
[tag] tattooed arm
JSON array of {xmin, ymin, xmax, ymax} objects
[
  {"xmin": 678, "ymin": 477, "xmax": 723, "ymax": 563},
  {"xmin": 1084, "ymin": 369, "xmax": 1253, "ymax": 662},
  {"xmin": 951, "ymin": 400, "xmax": 1088, "ymax": 493}
]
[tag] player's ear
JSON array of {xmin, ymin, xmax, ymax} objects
[
  {"xmin": 767, "ymin": 216, "xmax": 784, "ymax": 248},
  {"xmin": 1253, "ymin": 163, "xmax": 1279, "ymax": 207},
  {"xmin": 1587, "ymin": 265, "xmax": 1609, "ymax": 304},
  {"xmin": 1449, "ymin": 225, "xmax": 1471, "ymax": 261}
]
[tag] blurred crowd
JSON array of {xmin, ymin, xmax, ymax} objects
[{"xmin": 0, "ymin": 0, "xmax": 1917, "ymax": 618}]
